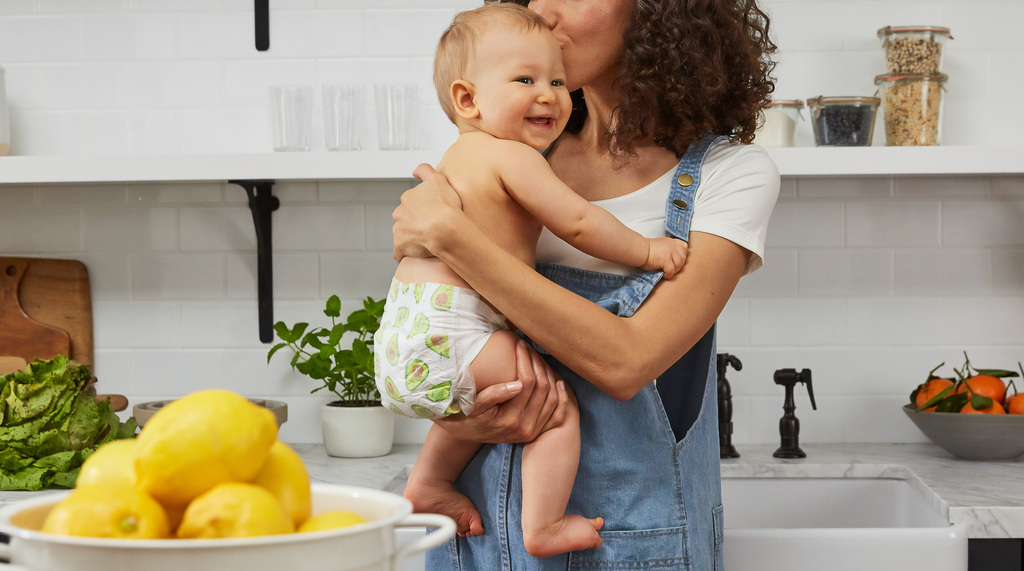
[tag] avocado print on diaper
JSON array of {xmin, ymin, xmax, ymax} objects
[
  {"xmin": 386, "ymin": 334, "xmax": 400, "ymax": 366},
  {"xmin": 389, "ymin": 403, "xmax": 403, "ymax": 415},
  {"xmin": 401, "ymin": 282, "xmax": 410, "ymax": 293},
  {"xmin": 408, "ymin": 313, "xmax": 429, "ymax": 338},
  {"xmin": 389, "ymin": 279, "xmax": 400, "ymax": 301},
  {"xmin": 384, "ymin": 376, "xmax": 404, "ymax": 402},
  {"xmin": 411, "ymin": 404, "xmax": 435, "ymax": 418},
  {"xmin": 445, "ymin": 401, "xmax": 461, "ymax": 415},
  {"xmin": 414, "ymin": 283, "xmax": 425, "ymax": 303},
  {"xmin": 394, "ymin": 306, "xmax": 410, "ymax": 327},
  {"xmin": 406, "ymin": 359, "xmax": 429, "ymax": 390},
  {"xmin": 426, "ymin": 333, "xmax": 450, "ymax": 358},
  {"xmin": 374, "ymin": 321, "xmax": 389, "ymax": 345},
  {"xmin": 374, "ymin": 354, "xmax": 380, "ymax": 377},
  {"xmin": 431, "ymin": 285, "xmax": 454, "ymax": 311},
  {"xmin": 426, "ymin": 381, "xmax": 451, "ymax": 403}
]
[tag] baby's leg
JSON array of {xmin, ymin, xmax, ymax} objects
[
  {"xmin": 405, "ymin": 424, "xmax": 484, "ymax": 537},
  {"xmin": 404, "ymin": 329, "xmax": 520, "ymax": 537},
  {"xmin": 520, "ymin": 386, "xmax": 603, "ymax": 558}
]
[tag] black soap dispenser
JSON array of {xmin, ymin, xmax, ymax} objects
[
  {"xmin": 772, "ymin": 368, "xmax": 816, "ymax": 459},
  {"xmin": 717, "ymin": 353, "xmax": 742, "ymax": 459}
]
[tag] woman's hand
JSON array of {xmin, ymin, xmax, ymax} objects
[
  {"xmin": 432, "ymin": 340, "xmax": 569, "ymax": 443},
  {"xmin": 392, "ymin": 164, "xmax": 464, "ymax": 261}
]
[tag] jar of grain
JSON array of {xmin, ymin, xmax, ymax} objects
[
  {"xmin": 755, "ymin": 100, "xmax": 803, "ymax": 147},
  {"xmin": 877, "ymin": 26, "xmax": 952, "ymax": 75},
  {"xmin": 806, "ymin": 96, "xmax": 880, "ymax": 147},
  {"xmin": 874, "ymin": 73, "xmax": 947, "ymax": 146},
  {"xmin": 0, "ymin": 65, "xmax": 9, "ymax": 157}
]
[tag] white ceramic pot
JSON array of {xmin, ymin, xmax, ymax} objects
[
  {"xmin": 0, "ymin": 483, "xmax": 454, "ymax": 571},
  {"xmin": 321, "ymin": 403, "xmax": 394, "ymax": 458}
]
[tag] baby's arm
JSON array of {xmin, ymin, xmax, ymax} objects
[{"xmin": 497, "ymin": 142, "xmax": 688, "ymax": 278}]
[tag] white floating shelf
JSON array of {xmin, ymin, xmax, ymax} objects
[{"xmin": 0, "ymin": 146, "xmax": 1020, "ymax": 185}]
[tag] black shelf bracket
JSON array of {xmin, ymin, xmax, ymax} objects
[
  {"xmin": 255, "ymin": 0, "xmax": 269, "ymax": 51},
  {"xmin": 229, "ymin": 180, "xmax": 279, "ymax": 343}
]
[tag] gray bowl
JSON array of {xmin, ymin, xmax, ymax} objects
[{"xmin": 903, "ymin": 404, "xmax": 1024, "ymax": 461}]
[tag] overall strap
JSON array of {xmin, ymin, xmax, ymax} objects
[{"xmin": 665, "ymin": 134, "xmax": 728, "ymax": 240}]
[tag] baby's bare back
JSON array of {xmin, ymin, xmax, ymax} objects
[{"xmin": 395, "ymin": 134, "xmax": 542, "ymax": 287}]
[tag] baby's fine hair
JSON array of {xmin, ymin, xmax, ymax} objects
[{"xmin": 433, "ymin": 3, "xmax": 549, "ymax": 123}]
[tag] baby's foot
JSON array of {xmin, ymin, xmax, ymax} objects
[
  {"xmin": 403, "ymin": 478, "xmax": 484, "ymax": 537},
  {"xmin": 523, "ymin": 515, "xmax": 604, "ymax": 558}
]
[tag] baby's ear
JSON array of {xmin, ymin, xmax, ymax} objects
[{"xmin": 451, "ymin": 80, "xmax": 479, "ymax": 120}]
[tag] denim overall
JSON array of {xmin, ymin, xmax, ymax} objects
[{"xmin": 426, "ymin": 134, "xmax": 728, "ymax": 571}]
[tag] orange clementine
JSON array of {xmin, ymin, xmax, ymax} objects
[
  {"xmin": 961, "ymin": 400, "xmax": 1006, "ymax": 415},
  {"xmin": 955, "ymin": 375, "xmax": 1006, "ymax": 405},
  {"xmin": 1006, "ymin": 393, "xmax": 1024, "ymax": 415},
  {"xmin": 915, "ymin": 378, "xmax": 954, "ymax": 412}
]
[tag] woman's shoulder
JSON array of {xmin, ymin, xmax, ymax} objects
[{"xmin": 703, "ymin": 139, "xmax": 778, "ymax": 178}]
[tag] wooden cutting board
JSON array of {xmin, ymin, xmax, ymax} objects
[{"xmin": 0, "ymin": 257, "xmax": 93, "ymax": 374}]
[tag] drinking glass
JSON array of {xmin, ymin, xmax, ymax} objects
[
  {"xmin": 323, "ymin": 84, "xmax": 363, "ymax": 151},
  {"xmin": 269, "ymin": 84, "xmax": 313, "ymax": 152},
  {"xmin": 374, "ymin": 84, "xmax": 418, "ymax": 151}
]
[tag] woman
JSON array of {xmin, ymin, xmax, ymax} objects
[{"xmin": 393, "ymin": 0, "xmax": 779, "ymax": 568}]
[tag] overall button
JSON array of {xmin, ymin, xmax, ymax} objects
[
  {"xmin": 677, "ymin": 174, "xmax": 694, "ymax": 186},
  {"xmin": 672, "ymin": 199, "xmax": 688, "ymax": 210}
]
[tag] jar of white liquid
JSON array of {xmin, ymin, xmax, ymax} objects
[
  {"xmin": 754, "ymin": 100, "xmax": 803, "ymax": 147},
  {"xmin": 0, "ymin": 65, "xmax": 9, "ymax": 156}
]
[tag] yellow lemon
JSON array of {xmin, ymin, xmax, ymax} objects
[
  {"xmin": 134, "ymin": 390, "xmax": 278, "ymax": 508},
  {"xmin": 41, "ymin": 485, "xmax": 170, "ymax": 539},
  {"xmin": 76, "ymin": 439, "xmax": 137, "ymax": 488},
  {"xmin": 176, "ymin": 482, "xmax": 294, "ymax": 539},
  {"xmin": 298, "ymin": 511, "xmax": 368, "ymax": 533},
  {"xmin": 252, "ymin": 441, "xmax": 311, "ymax": 527}
]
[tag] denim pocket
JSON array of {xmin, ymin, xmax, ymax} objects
[
  {"xmin": 567, "ymin": 526, "xmax": 688, "ymax": 570},
  {"xmin": 711, "ymin": 505, "xmax": 724, "ymax": 571}
]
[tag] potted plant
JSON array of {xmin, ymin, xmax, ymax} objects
[{"xmin": 268, "ymin": 295, "xmax": 391, "ymax": 458}]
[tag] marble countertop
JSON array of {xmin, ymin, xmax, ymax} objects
[{"xmin": 2, "ymin": 443, "xmax": 1020, "ymax": 539}]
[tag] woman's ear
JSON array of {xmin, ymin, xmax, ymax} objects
[{"xmin": 450, "ymin": 80, "xmax": 479, "ymax": 120}]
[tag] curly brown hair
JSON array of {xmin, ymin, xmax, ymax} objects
[{"xmin": 497, "ymin": 0, "xmax": 777, "ymax": 158}]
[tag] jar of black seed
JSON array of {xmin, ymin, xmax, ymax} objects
[{"xmin": 806, "ymin": 96, "xmax": 880, "ymax": 147}]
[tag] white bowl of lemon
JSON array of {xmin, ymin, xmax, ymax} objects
[{"xmin": 0, "ymin": 390, "xmax": 454, "ymax": 571}]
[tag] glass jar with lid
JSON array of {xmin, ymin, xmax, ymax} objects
[
  {"xmin": 0, "ymin": 65, "xmax": 9, "ymax": 156},
  {"xmin": 806, "ymin": 96, "xmax": 880, "ymax": 147},
  {"xmin": 874, "ymin": 73, "xmax": 947, "ymax": 146},
  {"xmin": 877, "ymin": 26, "xmax": 953, "ymax": 75},
  {"xmin": 754, "ymin": 100, "xmax": 803, "ymax": 147}
]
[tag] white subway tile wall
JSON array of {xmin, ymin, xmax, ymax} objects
[{"xmin": 2, "ymin": 1, "xmax": 1024, "ymax": 444}]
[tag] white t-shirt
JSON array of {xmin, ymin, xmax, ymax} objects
[{"xmin": 536, "ymin": 140, "xmax": 779, "ymax": 276}]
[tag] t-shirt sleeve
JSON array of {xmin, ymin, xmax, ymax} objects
[{"xmin": 689, "ymin": 142, "xmax": 780, "ymax": 274}]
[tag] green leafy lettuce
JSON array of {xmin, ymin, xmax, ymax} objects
[{"xmin": 0, "ymin": 356, "xmax": 138, "ymax": 491}]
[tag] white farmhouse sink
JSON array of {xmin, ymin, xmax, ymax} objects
[
  {"xmin": 387, "ymin": 471, "xmax": 967, "ymax": 571},
  {"xmin": 722, "ymin": 476, "xmax": 967, "ymax": 571}
]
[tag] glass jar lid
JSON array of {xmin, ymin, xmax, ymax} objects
[
  {"xmin": 874, "ymin": 73, "xmax": 948, "ymax": 84},
  {"xmin": 806, "ymin": 96, "xmax": 881, "ymax": 106},
  {"xmin": 877, "ymin": 25, "xmax": 953, "ymax": 39},
  {"xmin": 767, "ymin": 100, "xmax": 804, "ymax": 108}
]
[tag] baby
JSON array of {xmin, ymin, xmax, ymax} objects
[{"xmin": 373, "ymin": 4, "xmax": 688, "ymax": 558}]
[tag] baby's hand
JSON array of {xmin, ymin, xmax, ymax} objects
[{"xmin": 642, "ymin": 237, "xmax": 689, "ymax": 279}]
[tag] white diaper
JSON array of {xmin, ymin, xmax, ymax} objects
[{"xmin": 373, "ymin": 279, "xmax": 509, "ymax": 419}]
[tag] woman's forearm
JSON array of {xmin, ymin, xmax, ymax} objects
[{"xmin": 435, "ymin": 224, "xmax": 749, "ymax": 400}]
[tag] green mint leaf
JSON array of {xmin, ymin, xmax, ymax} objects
[
  {"xmin": 267, "ymin": 343, "xmax": 288, "ymax": 364},
  {"xmin": 325, "ymin": 295, "xmax": 342, "ymax": 318}
]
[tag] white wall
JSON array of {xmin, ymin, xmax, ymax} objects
[{"xmin": 1, "ymin": 0, "xmax": 1023, "ymax": 444}]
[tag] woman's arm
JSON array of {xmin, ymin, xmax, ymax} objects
[{"xmin": 396, "ymin": 166, "xmax": 749, "ymax": 401}]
